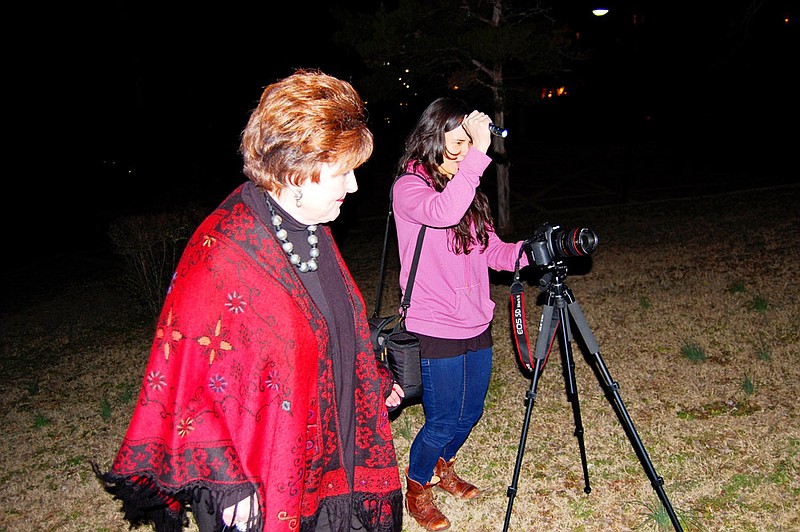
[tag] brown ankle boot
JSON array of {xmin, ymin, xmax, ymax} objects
[
  {"xmin": 435, "ymin": 457, "xmax": 481, "ymax": 499},
  {"xmin": 405, "ymin": 468, "xmax": 451, "ymax": 531}
]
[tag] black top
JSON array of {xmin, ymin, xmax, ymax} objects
[
  {"xmin": 415, "ymin": 325, "xmax": 492, "ymax": 359},
  {"xmin": 244, "ymin": 182, "xmax": 357, "ymax": 485}
]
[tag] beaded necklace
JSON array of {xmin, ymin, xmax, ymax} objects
[{"xmin": 264, "ymin": 194, "xmax": 319, "ymax": 273}]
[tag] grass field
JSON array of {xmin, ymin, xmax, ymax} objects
[{"xmin": 1, "ymin": 184, "xmax": 797, "ymax": 531}]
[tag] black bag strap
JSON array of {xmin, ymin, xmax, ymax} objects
[
  {"xmin": 372, "ymin": 173, "xmax": 427, "ymax": 319},
  {"xmin": 401, "ymin": 226, "xmax": 426, "ymax": 313}
]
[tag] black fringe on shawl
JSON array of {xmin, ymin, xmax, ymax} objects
[
  {"xmin": 187, "ymin": 483, "xmax": 263, "ymax": 531},
  {"xmin": 92, "ymin": 462, "xmax": 187, "ymax": 531},
  {"xmin": 94, "ymin": 460, "xmax": 400, "ymax": 532},
  {"xmin": 300, "ymin": 491, "xmax": 403, "ymax": 532},
  {"xmin": 92, "ymin": 462, "xmax": 264, "ymax": 531},
  {"xmin": 354, "ymin": 490, "xmax": 403, "ymax": 532}
]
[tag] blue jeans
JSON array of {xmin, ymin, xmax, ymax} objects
[{"xmin": 407, "ymin": 347, "xmax": 493, "ymax": 485}]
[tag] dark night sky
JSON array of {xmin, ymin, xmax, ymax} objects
[
  {"xmin": 14, "ymin": 2, "xmax": 362, "ymax": 260},
  {"xmin": 8, "ymin": 1, "xmax": 797, "ymax": 267},
  {"xmin": 41, "ymin": 3, "xmax": 357, "ymax": 207}
]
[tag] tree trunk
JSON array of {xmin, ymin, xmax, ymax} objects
[
  {"xmin": 495, "ymin": 154, "xmax": 512, "ymax": 235},
  {"xmin": 490, "ymin": 1, "xmax": 512, "ymax": 235},
  {"xmin": 491, "ymin": 72, "xmax": 511, "ymax": 235}
]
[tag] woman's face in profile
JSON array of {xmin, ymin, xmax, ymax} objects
[
  {"xmin": 439, "ymin": 124, "xmax": 472, "ymax": 178},
  {"xmin": 296, "ymin": 162, "xmax": 359, "ymax": 224}
]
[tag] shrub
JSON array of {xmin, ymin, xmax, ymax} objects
[{"xmin": 108, "ymin": 204, "xmax": 205, "ymax": 317}]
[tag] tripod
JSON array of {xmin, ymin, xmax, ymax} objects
[{"xmin": 503, "ymin": 261, "xmax": 683, "ymax": 532}]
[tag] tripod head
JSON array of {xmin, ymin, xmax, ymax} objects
[{"xmin": 537, "ymin": 264, "xmax": 567, "ymax": 293}]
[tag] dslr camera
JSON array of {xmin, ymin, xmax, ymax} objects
[{"xmin": 524, "ymin": 223, "xmax": 599, "ymax": 267}]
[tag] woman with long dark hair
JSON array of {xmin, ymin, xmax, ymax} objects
[{"xmin": 392, "ymin": 97, "xmax": 529, "ymax": 530}]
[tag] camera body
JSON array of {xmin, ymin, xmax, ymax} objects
[{"xmin": 524, "ymin": 223, "xmax": 599, "ymax": 267}]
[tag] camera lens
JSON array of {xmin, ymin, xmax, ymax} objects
[{"xmin": 550, "ymin": 227, "xmax": 598, "ymax": 258}]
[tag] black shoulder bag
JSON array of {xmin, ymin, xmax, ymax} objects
[{"xmin": 369, "ymin": 174, "xmax": 426, "ymax": 405}]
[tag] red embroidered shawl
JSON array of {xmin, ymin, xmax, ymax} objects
[{"xmin": 97, "ymin": 185, "xmax": 402, "ymax": 531}]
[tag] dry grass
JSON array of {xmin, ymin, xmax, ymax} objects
[{"xmin": 1, "ymin": 185, "xmax": 798, "ymax": 531}]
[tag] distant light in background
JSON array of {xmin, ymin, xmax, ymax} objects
[
  {"xmin": 592, "ymin": 8, "xmax": 609, "ymax": 17},
  {"xmin": 541, "ymin": 86, "xmax": 568, "ymax": 99}
]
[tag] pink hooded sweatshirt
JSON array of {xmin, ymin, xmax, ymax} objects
[{"xmin": 392, "ymin": 148, "xmax": 529, "ymax": 340}]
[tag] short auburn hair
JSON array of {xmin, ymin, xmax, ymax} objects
[{"xmin": 240, "ymin": 69, "xmax": 373, "ymax": 192}]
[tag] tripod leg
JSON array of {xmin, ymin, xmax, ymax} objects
[
  {"xmin": 503, "ymin": 303, "xmax": 555, "ymax": 532},
  {"xmin": 567, "ymin": 299, "xmax": 684, "ymax": 532},
  {"xmin": 502, "ymin": 358, "xmax": 544, "ymax": 532},
  {"xmin": 556, "ymin": 301, "xmax": 592, "ymax": 494}
]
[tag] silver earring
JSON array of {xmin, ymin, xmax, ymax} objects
[{"xmin": 294, "ymin": 189, "xmax": 303, "ymax": 208}]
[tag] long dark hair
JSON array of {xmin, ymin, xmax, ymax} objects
[{"xmin": 395, "ymin": 97, "xmax": 494, "ymax": 254}]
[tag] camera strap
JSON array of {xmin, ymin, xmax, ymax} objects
[{"xmin": 510, "ymin": 250, "xmax": 534, "ymax": 372}]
